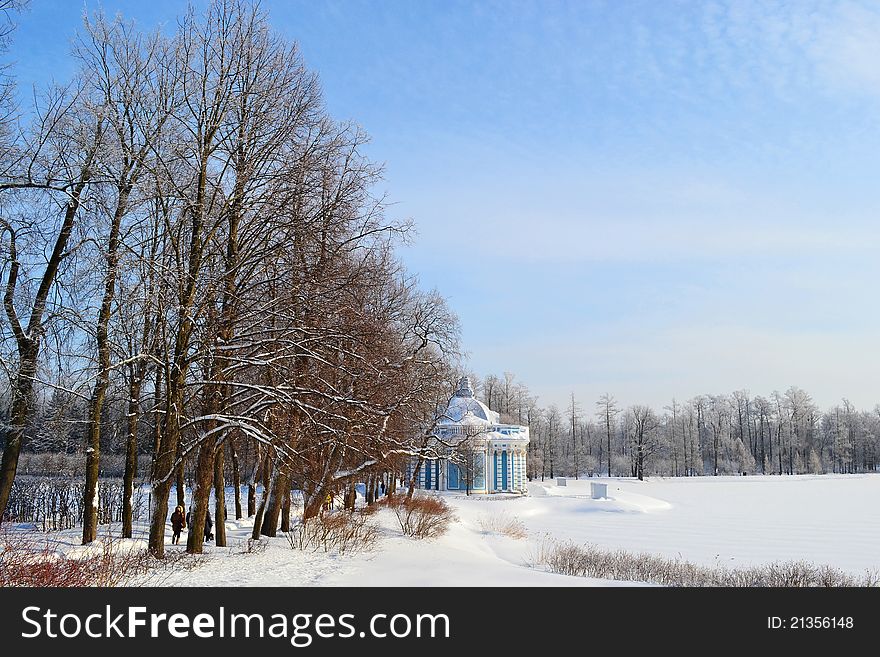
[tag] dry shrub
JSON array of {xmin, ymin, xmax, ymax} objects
[
  {"xmin": 233, "ymin": 537, "xmax": 268, "ymax": 555},
  {"xmin": 3, "ymin": 476, "xmax": 145, "ymax": 531},
  {"xmin": 1, "ymin": 534, "xmax": 101, "ymax": 587},
  {"xmin": 478, "ymin": 511, "xmax": 527, "ymax": 540},
  {"xmin": 359, "ymin": 502, "xmax": 380, "ymax": 515},
  {"xmin": 287, "ymin": 510, "xmax": 379, "ymax": 554},
  {"xmin": 529, "ymin": 538, "xmax": 880, "ymax": 587},
  {"xmin": 386, "ymin": 495, "xmax": 454, "ymax": 540},
  {"xmin": 0, "ymin": 528, "xmax": 201, "ymax": 587}
]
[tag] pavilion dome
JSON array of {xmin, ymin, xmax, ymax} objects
[{"xmin": 439, "ymin": 376, "xmax": 500, "ymax": 425}]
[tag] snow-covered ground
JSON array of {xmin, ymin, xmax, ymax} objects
[
  {"xmin": 20, "ymin": 474, "xmax": 880, "ymax": 586},
  {"xmin": 520, "ymin": 474, "xmax": 880, "ymax": 574}
]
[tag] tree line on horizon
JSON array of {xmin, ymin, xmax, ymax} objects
[{"xmin": 473, "ymin": 372, "xmax": 879, "ymax": 481}]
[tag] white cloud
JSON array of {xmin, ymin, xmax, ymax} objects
[{"xmin": 810, "ymin": 2, "xmax": 880, "ymax": 94}]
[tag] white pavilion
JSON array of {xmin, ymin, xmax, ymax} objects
[{"xmin": 409, "ymin": 376, "xmax": 529, "ymax": 494}]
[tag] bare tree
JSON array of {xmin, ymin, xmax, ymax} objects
[
  {"xmin": 149, "ymin": 0, "xmax": 245, "ymax": 558},
  {"xmin": 567, "ymin": 392, "xmax": 581, "ymax": 478},
  {"xmin": 75, "ymin": 13, "xmax": 176, "ymax": 544},
  {"xmin": 0, "ymin": 83, "xmax": 104, "ymax": 523},
  {"xmin": 452, "ymin": 431, "xmax": 486, "ymax": 496},
  {"xmin": 596, "ymin": 393, "xmax": 618, "ymax": 476},
  {"xmin": 627, "ymin": 405, "xmax": 659, "ymax": 481}
]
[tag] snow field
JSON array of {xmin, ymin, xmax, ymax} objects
[{"xmin": 19, "ymin": 474, "xmax": 880, "ymax": 586}]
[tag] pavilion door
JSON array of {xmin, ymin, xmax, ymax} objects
[
  {"xmin": 424, "ymin": 460, "xmax": 432, "ymax": 489},
  {"xmin": 447, "ymin": 462, "xmax": 460, "ymax": 489},
  {"xmin": 501, "ymin": 451, "xmax": 508, "ymax": 490}
]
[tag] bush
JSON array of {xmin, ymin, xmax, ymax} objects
[
  {"xmin": 1, "ymin": 532, "xmax": 102, "ymax": 587},
  {"xmin": 478, "ymin": 511, "xmax": 527, "ymax": 540},
  {"xmin": 14, "ymin": 452, "xmax": 153, "ymax": 479},
  {"xmin": 386, "ymin": 495, "xmax": 454, "ymax": 540},
  {"xmin": 2, "ymin": 475, "xmax": 146, "ymax": 530},
  {"xmin": 0, "ymin": 528, "xmax": 200, "ymax": 587},
  {"xmin": 233, "ymin": 537, "xmax": 268, "ymax": 555},
  {"xmin": 529, "ymin": 538, "xmax": 880, "ymax": 587},
  {"xmin": 286, "ymin": 510, "xmax": 379, "ymax": 554}
]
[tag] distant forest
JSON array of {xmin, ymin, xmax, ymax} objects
[{"xmin": 474, "ymin": 372, "xmax": 878, "ymax": 480}]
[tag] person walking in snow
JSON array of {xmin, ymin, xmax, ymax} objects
[
  {"xmin": 170, "ymin": 505, "xmax": 186, "ymax": 545},
  {"xmin": 204, "ymin": 508, "xmax": 214, "ymax": 541}
]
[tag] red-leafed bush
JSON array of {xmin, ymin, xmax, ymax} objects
[
  {"xmin": 0, "ymin": 529, "xmax": 199, "ymax": 587},
  {"xmin": 385, "ymin": 495, "xmax": 455, "ymax": 540}
]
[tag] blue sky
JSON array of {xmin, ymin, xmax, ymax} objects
[{"xmin": 9, "ymin": 1, "xmax": 880, "ymax": 410}]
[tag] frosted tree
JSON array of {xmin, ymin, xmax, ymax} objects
[
  {"xmin": 596, "ymin": 393, "xmax": 619, "ymax": 476},
  {"xmin": 75, "ymin": 13, "xmax": 177, "ymax": 545},
  {"xmin": 567, "ymin": 393, "xmax": 581, "ymax": 478},
  {"xmin": 0, "ymin": 83, "xmax": 105, "ymax": 523}
]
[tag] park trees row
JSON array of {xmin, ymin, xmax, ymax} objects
[{"xmin": 0, "ymin": 0, "xmax": 459, "ymax": 556}]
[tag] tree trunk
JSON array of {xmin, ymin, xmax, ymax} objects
[
  {"xmin": 778, "ymin": 429, "xmax": 783, "ymax": 475},
  {"xmin": 83, "ymin": 186, "xmax": 131, "ymax": 545},
  {"xmin": 302, "ymin": 487, "xmax": 325, "ymax": 522},
  {"xmin": 247, "ymin": 482, "xmax": 257, "ymax": 517},
  {"xmin": 186, "ymin": 438, "xmax": 215, "ymax": 554},
  {"xmin": 407, "ymin": 436, "xmax": 431, "ymax": 499},
  {"xmin": 213, "ymin": 441, "xmax": 227, "ymax": 547},
  {"xmin": 145, "ymin": 363, "xmax": 166, "ymax": 556},
  {"xmin": 365, "ymin": 474, "xmax": 374, "ymax": 505},
  {"xmin": 147, "ymin": 421, "xmax": 177, "ymax": 557},
  {"xmin": 82, "ymin": 399, "xmax": 104, "ymax": 544},
  {"xmin": 760, "ymin": 418, "xmax": 766, "ymax": 474},
  {"xmin": 251, "ymin": 455, "xmax": 272, "ymax": 539},
  {"xmin": 0, "ymin": 341, "xmax": 36, "ymax": 524},
  {"xmin": 280, "ymin": 487, "xmax": 291, "ymax": 532},
  {"xmin": 636, "ymin": 437, "xmax": 644, "ymax": 481},
  {"xmin": 406, "ymin": 458, "xmax": 423, "ymax": 499},
  {"xmin": 261, "ymin": 467, "xmax": 288, "ymax": 537},
  {"xmin": 247, "ymin": 442, "xmax": 262, "ymax": 517},
  {"xmin": 176, "ymin": 456, "xmax": 186, "ymax": 510},
  {"xmin": 607, "ymin": 425, "xmax": 611, "ymax": 477},
  {"xmin": 122, "ymin": 372, "xmax": 143, "ymax": 538},
  {"xmin": 150, "ymin": 325, "xmax": 202, "ymax": 558},
  {"xmin": 713, "ymin": 427, "xmax": 719, "ymax": 476},
  {"xmin": 230, "ymin": 441, "xmax": 242, "ymax": 520}
]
